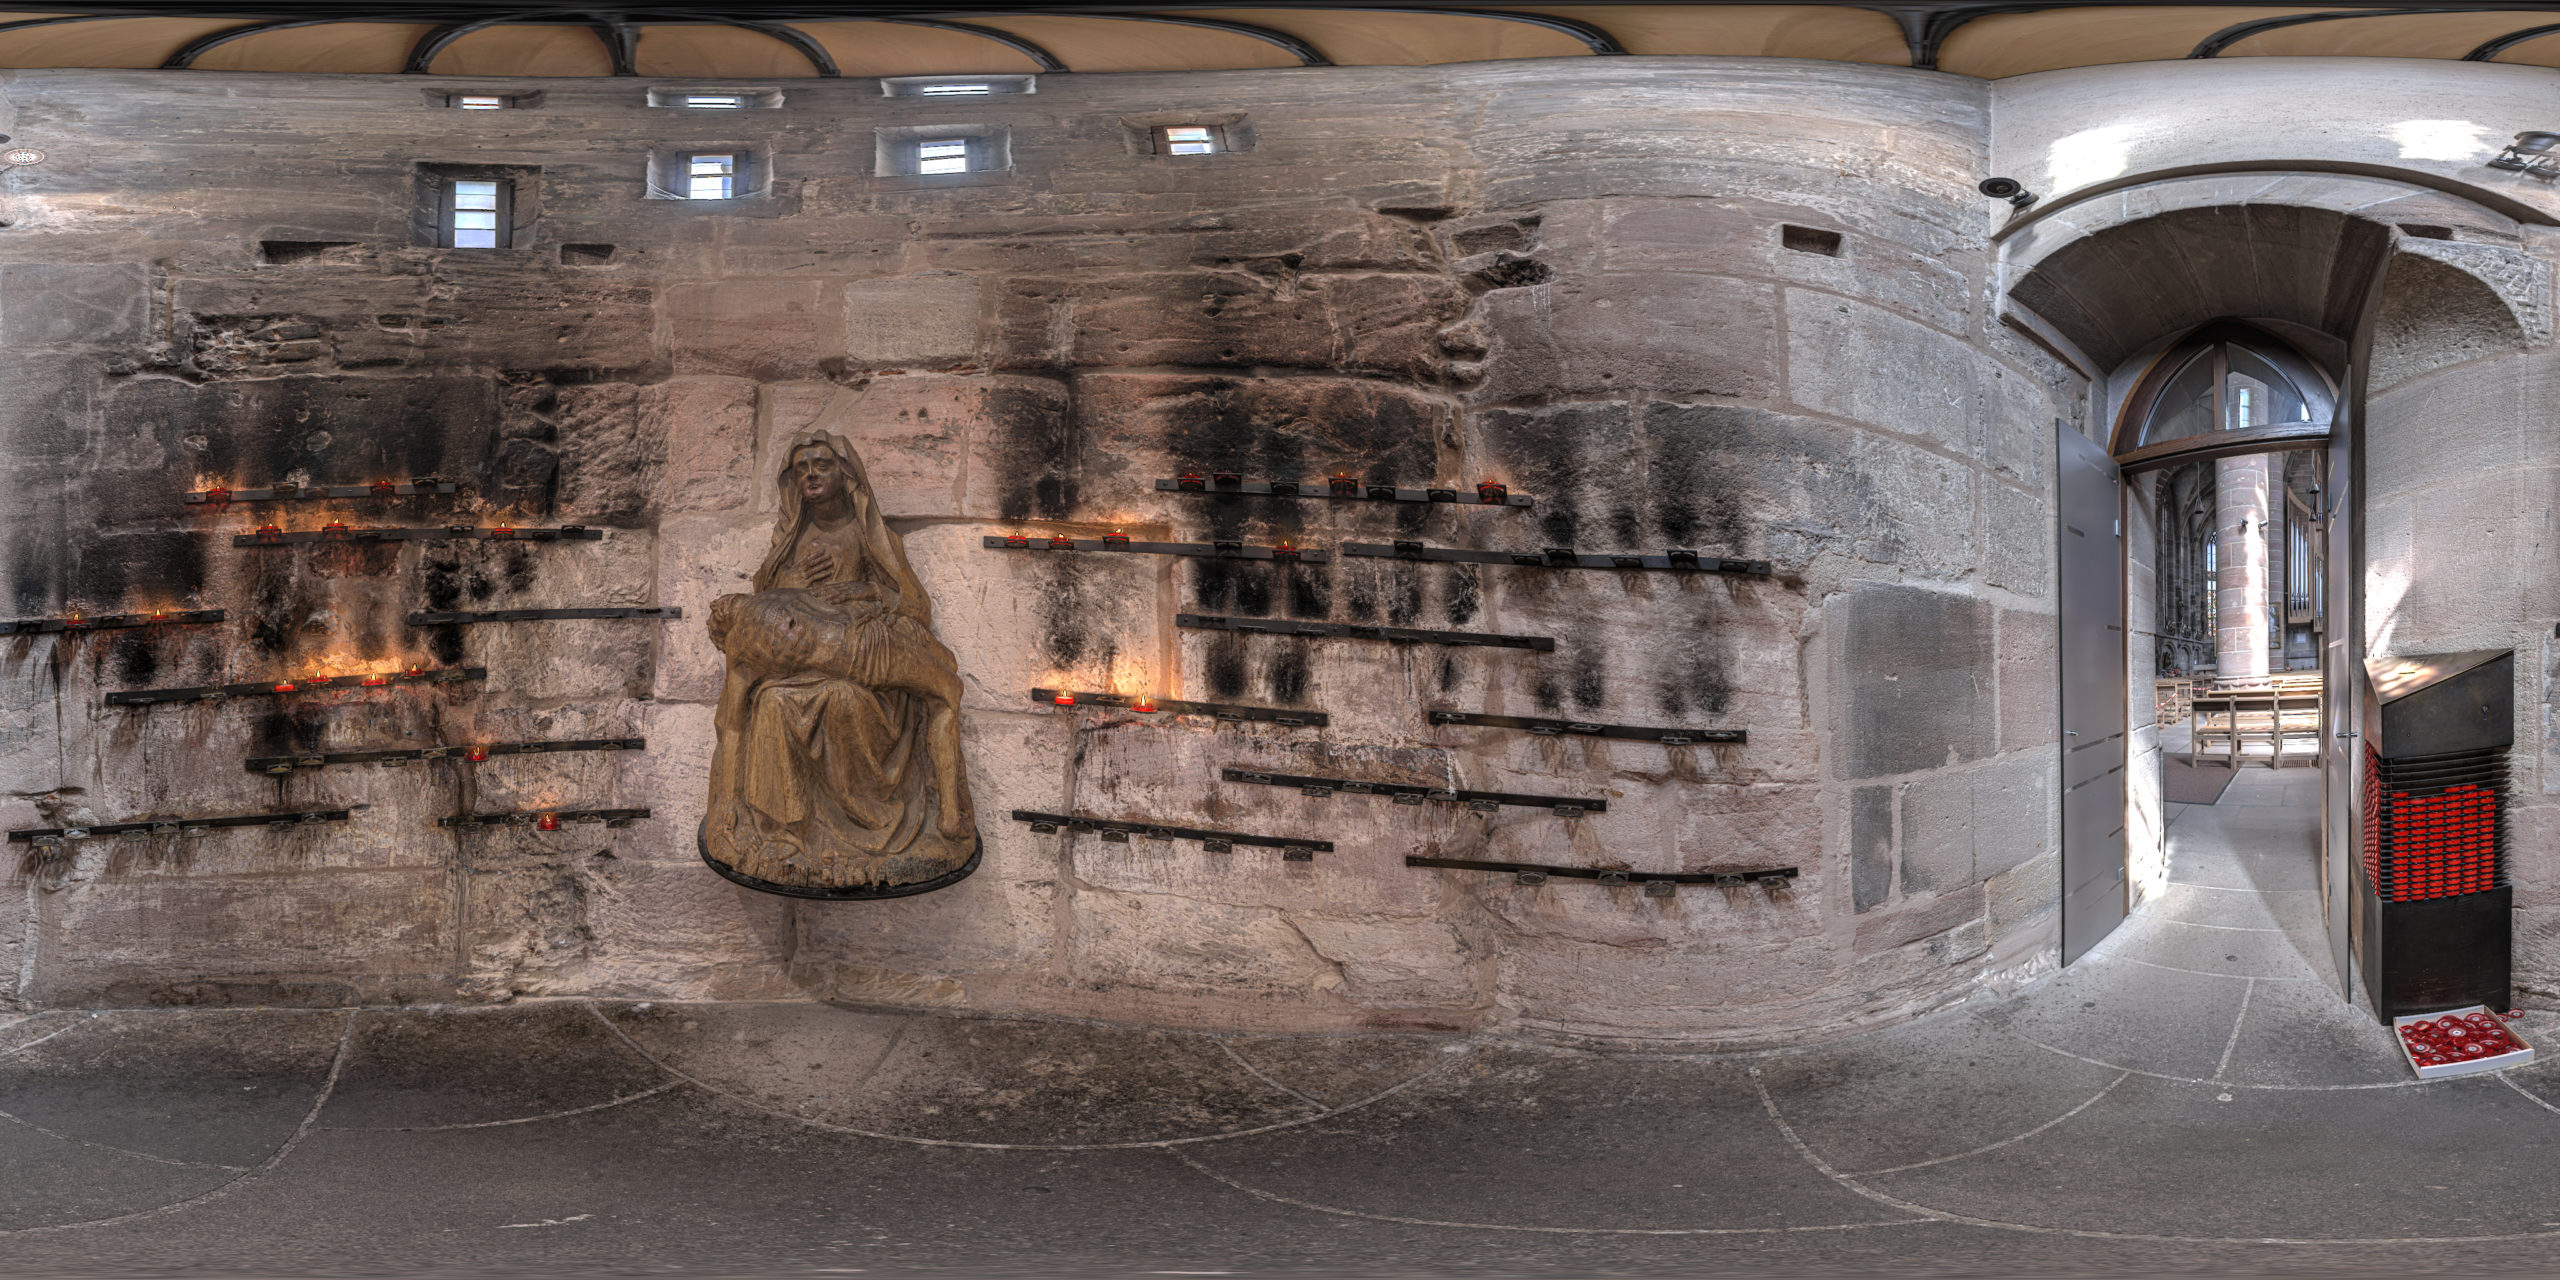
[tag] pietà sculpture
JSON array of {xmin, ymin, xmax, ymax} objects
[{"xmin": 701, "ymin": 398, "xmax": 977, "ymax": 898}]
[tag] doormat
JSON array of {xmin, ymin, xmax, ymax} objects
[{"xmin": 2164, "ymin": 756, "xmax": 2239, "ymax": 805}]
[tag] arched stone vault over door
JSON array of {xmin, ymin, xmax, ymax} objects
[{"xmin": 1995, "ymin": 170, "xmax": 2546, "ymax": 991}]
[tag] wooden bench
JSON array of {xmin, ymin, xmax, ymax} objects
[{"xmin": 2191, "ymin": 679, "xmax": 2322, "ymax": 768}]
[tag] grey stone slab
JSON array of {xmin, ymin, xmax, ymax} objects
[
  {"xmin": 2168, "ymin": 848, "xmax": 2324, "ymax": 893},
  {"xmin": 0, "ymin": 263, "xmax": 150, "ymax": 350},
  {"xmin": 0, "ymin": 1120, "xmax": 236, "ymax": 1231},
  {"xmin": 1217, "ymin": 1033, "xmax": 1457, "ymax": 1108},
  {"xmin": 609, "ymin": 1003, "xmax": 1314, "ymax": 1145},
  {"xmin": 1976, "ymin": 951, "xmax": 2250, "ymax": 1081},
  {"xmin": 110, "ymin": 1087, "xmax": 1266, "ymax": 1277},
  {"xmin": 594, "ymin": 1002, "xmax": 910, "ymax": 1121},
  {"xmin": 1868, "ymin": 1072, "xmax": 2560, "ymax": 1240},
  {"xmin": 1754, "ymin": 1008, "xmax": 2124, "ymax": 1177},
  {"xmin": 839, "ymin": 1015, "xmax": 1321, "ymax": 1145},
  {"xmin": 0, "ymin": 1009, "xmax": 342, "ymax": 1169},
  {"xmin": 322, "ymin": 1004, "xmax": 672, "ymax": 1132},
  {"xmin": 1182, "ymin": 1048, "xmax": 1910, "ymax": 1230},
  {"xmin": 1830, "ymin": 583, "xmax": 1995, "ymax": 780},
  {"xmin": 2141, "ymin": 880, "xmax": 2319, "ymax": 932},
  {"xmin": 2090, "ymin": 909, "xmax": 2329, "ymax": 983},
  {"xmin": 2218, "ymin": 976, "xmax": 2413, "ymax": 1090},
  {"xmin": 1850, "ymin": 783, "xmax": 1893, "ymax": 912},
  {"xmin": 1899, "ymin": 769, "xmax": 1972, "ymax": 896}
]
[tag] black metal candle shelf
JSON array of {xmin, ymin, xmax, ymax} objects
[
  {"xmin": 983, "ymin": 534, "xmax": 1327, "ymax": 563},
  {"xmin": 1009, "ymin": 809, "xmax": 1330, "ymax": 859},
  {"xmin": 1156, "ymin": 475, "xmax": 1534, "ymax": 508},
  {"xmin": 1033, "ymin": 689, "xmax": 1326, "ymax": 726},
  {"xmin": 1221, "ymin": 767, "xmax": 1603, "ymax": 815},
  {"xmin": 409, "ymin": 607, "xmax": 681, "ymax": 626},
  {"xmin": 1428, "ymin": 709, "xmax": 1744, "ymax": 745},
  {"xmin": 246, "ymin": 737, "xmax": 646, "ymax": 774},
  {"xmin": 1406, "ymin": 855, "xmax": 1797, "ymax": 895},
  {"xmin": 1343, "ymin": 542, "xmax": 1772, "ymax": 575},
  {"xmin": 234, "ymin": 524, "xmax": 601, "ymax": 547},
  {"xmin": 187, "ymin": 480, "xmax": 456, "ymax": 505},
  {"xmin": 1, "ymin": 609, "xmax": 226, "ymax": 637},
  {"xmin": 107, "ymin": 666, "xmax": 487, "ymax": 706},
  {"xmin": 439, "ymin": 807, "xmax": 650, "ymax": 830},
  {"xmin": 1178, "ymin": 614, "xmax": 1554, "ymax": 652},
  {"xmin": 10, "ymin": 807, "xmax": 356, "ymax": 844}
]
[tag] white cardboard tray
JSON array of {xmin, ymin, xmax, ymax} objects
[{"xmin": 2394, "ymin": 1005, "xmax": 2534, "ymax": 1080}]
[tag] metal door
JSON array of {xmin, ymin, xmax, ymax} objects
[
  {"xmin": 2060, "ymin": 425, "xmax": 2128, "ymax": 964},
  {"xmin": 2320, "ymin": 400, "xmax": 2358, "ymax": 997}
]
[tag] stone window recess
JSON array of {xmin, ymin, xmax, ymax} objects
[
  {"xmin": 881, "ymin": 74, "xmax": 1034, "ymax": 98},
  {"xmin": 1121, "ymin": 112, "xmax": 1255, "ymax": 157},
  {"xmin": 875, "ymin": 125, "xmax": 1009, "ymax": 177},
  {"xmin": 646, "ymin": 86, "xmax": 785, "ymax": 109},
  {"xmin": 645, "ymin": 147, "xmax": 772, "ymax": 200},
  {"xmin": 425, "ymin": 89, "xmax": 541, "ymax": 109},
  {"xmin": 411, "ymin": 163, "xmax": 538, "ymax": 249}
]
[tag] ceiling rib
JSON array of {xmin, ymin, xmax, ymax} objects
[
  {"xmin": 587, "ymin": 13, "xmax": 637, "ymax": 75},
  {"xmin": 2466, "ymin": 19, "xmax": 2560, "ymax": 58},
  {"xmin": 878, "ymin": 16, "xmax": 1066, "ymax": 71},
  {"xmin": 403, "ymin": 10, "xmax": 567, "ymax": 74},
  {"xmin": 0, "ymin": 13, "xmax": 127, "ymax": 37},
  {"xmin": 721, "ymin": 17, "xmax": 839, "ymax": 75},
  {"xmin": 1868, "ymin": 2, "xmax": 2049, "ymax": 70},
  {"xmin": 1358, "ymin": 7, "xmax": 1627, "ymax": 55},
  {"xmin": 1073, "ymin": 12, "xmax": 1330, "ymax": 66},
  {"xmin": 2189, "ymin": 8, "xmax": 2473, "ymax": 58},
  {"xmin": 164, "ymin": 18, "xmax": 339, "ymax": 68}
]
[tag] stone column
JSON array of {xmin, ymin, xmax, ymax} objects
[{"xmin": 2215, "ymin": 454, "xmax": 2271, "ymax": 679}]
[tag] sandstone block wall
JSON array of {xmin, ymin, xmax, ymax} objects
[
  {"xmin": 0, "ymin": 60, "xmax": 2074, "ymax": 1044},
  {"xmin": 2362, "ymin": 232, "xmax": 2560, "ymax": 1002}
]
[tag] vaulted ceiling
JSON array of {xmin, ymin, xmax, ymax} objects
[{"xmin": 7, "ymin": 3, "xmax": 2560, "ymax": 81}]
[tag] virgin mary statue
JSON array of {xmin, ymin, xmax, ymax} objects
[{"xmin": 701, "ymin": 403, "xmax": 977, "ymax": 897}]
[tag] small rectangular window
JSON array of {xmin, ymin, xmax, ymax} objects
[
  {"xmin": 428, "ymin": 89, "xmax": 541, "ymax": 109},
  {"xmin": 916, "ymin": 139, "xmax": 970, "ymax": 175},
  {"xmin": 687, "ymin": 153, "xmax": 735, "ymax": 200},
  {"xmin": 883, "ymin": 74, "xmax": 1034, "ymax": 98},
  {"xmin": 647, "ymin": 86, "xmax": 783, "ymax": 109},
  {"xmin": 1160, "ymin": 125, "xmax": 1219, "ymax": 156},
  {"xmin": 445, "ymin": 179, "xmax": 508, "ymax": 249}
]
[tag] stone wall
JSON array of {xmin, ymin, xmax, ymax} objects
[
  {"xmin": 2362, "ymin": 232, "xmax": 2560, "ymax": 1002},
  {"xmin": 0, "ymin": 59, "xmax": 2074, "ymax": 1044}
]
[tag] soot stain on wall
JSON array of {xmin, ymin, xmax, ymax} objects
[
  {"xmin": 1444, "ymin": 565, "xmax": 1480, "ymax": 625},
  {"xmin": 427, "ymin": 623, "xmax": 466, "ymax": 665},
  {"xmin": 1640, "ymin": 403, "xmax": 1757, "ymax": 554},
  {"xmin": 993, "ymin": 382, "xmax": 1076, "ymax": 522},
  {"xmin": 1036, "ymin": 558, "xmax": 1116, "ymax": 670},
  {"xmin": 1264, "ymin": 642, "xmax": 1310, "ymax": 704},
  {"xmin": 109, "ymin": 633, "xmax": 157, "ymax": 684},
  {"xmin": 1190, "ymin": 558, "xmax": 1273, "ymax": 615},
  {"xmin": 1285, "ymin": 563, "xmax": 1329, "ymax": 618},
  {"xmin": 71, "ymin": 531, "xmax": 210, "ymax": 612},
  {"xmin": 1203, "ymin": 631, "xmax": 1249, "ymax": 699},
  {"xmin": 1655, "ymin": 589, "xmax": 1739, "ymax": 718},
  {"xmin": 1342, "ymin": 565, "xmax": 1379, "ymax": 623}
]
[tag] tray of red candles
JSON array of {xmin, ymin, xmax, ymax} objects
[{"xmin": 2394, "ymin": 1006, "xmax": 2534, "ymax": 1079}]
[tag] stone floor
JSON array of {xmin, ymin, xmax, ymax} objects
[{"xmin": 6, "ymin": 767, "xmax": 2559, "ymax": 1276}]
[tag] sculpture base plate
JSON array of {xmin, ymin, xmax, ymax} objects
[{"xmin": 697, "ymin": 819, "xmax": 981, "ymax": 900}]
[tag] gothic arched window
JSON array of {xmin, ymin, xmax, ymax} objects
[{"xmin": 2113, "ymin": 324, "xmax": 2334, "ymax": 471}]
